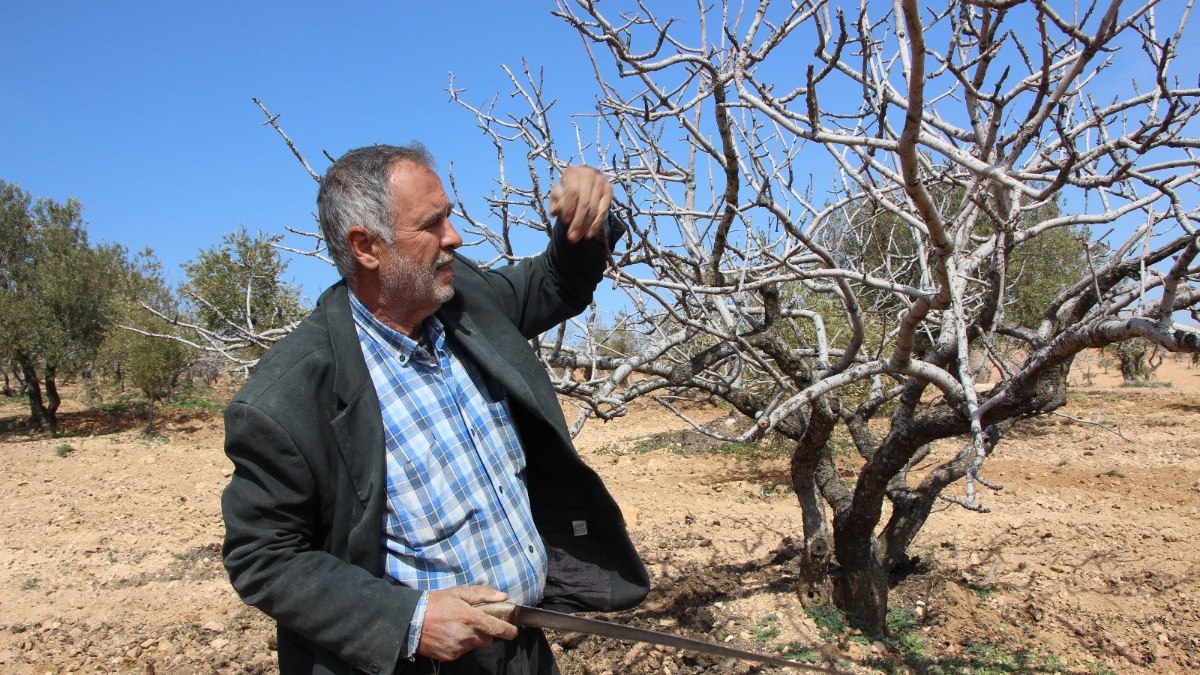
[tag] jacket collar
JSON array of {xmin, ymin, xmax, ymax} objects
[
  {"xmin": 320, "ymin": 275, "xmax": 556, "ymax": 433},
  {"xmin": 317, "ymin": 280, "xmax": 377, "ymax": 408}
]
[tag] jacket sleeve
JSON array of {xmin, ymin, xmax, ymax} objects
[
  {"xmin": 473, "ymin": 213, "xmax": 626, "ymax": 338},
  {"xmin": 221, "ymin": 398, "xmax": 418, "ymax": 675}
]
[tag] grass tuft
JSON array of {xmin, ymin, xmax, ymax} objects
[
  {"xmin": 805, "ymin": 604, "xmax": 848, "ymax": 638},
  {"xmin": 751, "ymin": 613, "xmax": 782, "ymax": 643}
]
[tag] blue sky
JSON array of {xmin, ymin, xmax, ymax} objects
[
  {"xmin": 3, "ymin": 1, "xmax": 1197, "ymax": 318},
  {"xmin": 1, "ymin": 1, "xmax": 599, "ymax": 302}
]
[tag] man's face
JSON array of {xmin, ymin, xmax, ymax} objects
[{"xmin": 377, "ymin": 161, "xmax": 463, "ymax": 315}]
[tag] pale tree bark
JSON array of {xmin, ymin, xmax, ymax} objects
[{"xmin": 439, "ymin": 0, "xmax": 1200, "ymax": 634}]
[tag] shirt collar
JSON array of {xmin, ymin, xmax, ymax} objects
[{"xmin": 347, "ymin": 289, "xmax": 446, "ymax": 366}]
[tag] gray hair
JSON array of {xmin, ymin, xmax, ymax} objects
[{"xmin": 317, "ymin": 143, "xmax": 436, "ymax": 278}]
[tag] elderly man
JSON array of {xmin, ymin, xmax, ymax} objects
[{"xmin": 221, "ymin": 143, "xmax": 649, "ymax": 675}]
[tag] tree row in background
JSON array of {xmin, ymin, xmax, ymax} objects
[{"xmin": 0, "ymin": 181, "xmax": 304, "ymax": 434}]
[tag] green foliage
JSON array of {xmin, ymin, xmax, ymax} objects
[
  {"xmin": 1119, "ymin": 379, "xmax": 1171, "ymax": 389},
  {"xmin": 821, "ymin": 185, "xmax": 1091, "ymax": 333},
  {"xmin": 963, "ymin": 641, "xmax": 1031, "ymax": 671},
  {"xmin": 181, "ymin": 225, "xmax": 305, "ymax": 358},
  {"xmin": 1042, "ymin": 653, "xmax": 1066, "ymax": 671},
  {"xmin": 893, "ymin": 631, "xmax": 926, "ymax": 658},
  {"xmin": 97, "ymin": 397, "xmax": 140, "ymax": 415},
  {"xmin": 714, "ymin": 440, "xmax": 762, "ymax": 455},
  {"xmin": 54, "ymin": 444, "xmax": 75, "ymax": 457},
  {"xmin": 714, "ymin": 433, "xmax": 791, "ymax": 458},
  {"xmin": 1109, "ymin": 337, "xmax": 1164, "ymax": 383},
  {"xmin": 750, "ymin": 613, "xmax": 782, "ymax": 642},
  {"xmin": 0, "ymin": 181, "xmax": 137, "ymax": 431},
  {"xmin": 167, "ymin": 388, "xmax": 223, "ymax": 413},
  {"xmin": 593, "ymin": 311, "xmax": 642, "ymax": 357},
  {"xmin": 97, "ymin": 250, "xmax": 196, "ymax": 434},
  {"xmin": 886, "ymin": 606, "xmax": 919, "ymax": 633},
  {"xmin": 777, "ymin": 641, "xmax": 818, "ymax": 662},
  {"xmin": 828, "ymin": 435, "xmax": 854, "ymax": 458},
  {"xmin": 1002, "ymin": 215, "xmax": 1092, "ymax": 330},
  {"xmin": 102, "ymin": 252, "xmax": 194, "ymax": 393},
  {"xmin": 805, "ymin": 604, "xmax": 848, "ymax": 638}
]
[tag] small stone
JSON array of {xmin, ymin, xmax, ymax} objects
[{"xmin": 202, "ymin": 621, "xmax": 225, "ymax": 633}]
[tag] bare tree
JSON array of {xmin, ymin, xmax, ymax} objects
[{"xmin": 435, "ymin": 0, "xmax": 1200, "ymax": 633}]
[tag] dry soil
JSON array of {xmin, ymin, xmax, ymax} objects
[{"xmin": 1, "ymin": 351, "xmax": 1197, "ymax": 674}]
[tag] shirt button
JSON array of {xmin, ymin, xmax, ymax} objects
[
  {"xmin": 498, "ymin": 485, "xmax": 504, "ymax": 493},
  {"xmin": 528, "ymin": 545, "xmax": 535, "ymax": 553}
]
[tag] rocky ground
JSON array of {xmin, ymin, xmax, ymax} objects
[{"xmin": 1, "ymin": 351, "xmax": 1197, "ymax": 674}]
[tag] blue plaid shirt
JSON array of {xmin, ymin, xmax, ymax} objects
[{"xmin": 348, "ymin": 292, "xmax": 548, "ymax": 657}]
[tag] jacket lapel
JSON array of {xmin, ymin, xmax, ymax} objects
[
  {"xmin": 438, "ymin": 299, "xmax": 556, "ymax": 431},
  {"xmin": 323, "ymin": 282, "xmax": 385, "ymax": 507}
]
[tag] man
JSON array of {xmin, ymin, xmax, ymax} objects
[{"xmin": 221, "ymin": 143, "xmax": 649, "ymax": 674}]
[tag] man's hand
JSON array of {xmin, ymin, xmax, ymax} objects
[
  {"xmin": 415, "ymin": 585, "xmax": 519, "ymax": 662},
  {"xmin": 549, "ymin": 165, "xmax": 613, "ymax": 243}
]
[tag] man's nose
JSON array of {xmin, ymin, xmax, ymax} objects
[{"xmin": 444, "ymin": 220, "xmax": 464, "ymax": 250}]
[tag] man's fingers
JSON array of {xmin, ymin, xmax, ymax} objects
[
  {"xmin": 417, "ymin": 586, "xmax": 518, "ymax": 661},
  {"xmin": 448, "ymin": 584, "xmax": 507, "ymax": 605},
  {"xmin": 481, "ymin": 613, "xmax": 519, "ymax": 641},
  {"xmin": 551, "ymin": 165, "xmax": 612, "ymax": 242}
]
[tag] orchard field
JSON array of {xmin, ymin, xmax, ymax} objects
[{"xmin": 1, "ymin": 351, "xmax": 1197, "ymax": 674}]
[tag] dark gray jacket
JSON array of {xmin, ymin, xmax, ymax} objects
[{"xmin": 221, "ymin": 219, "xmax": 649, "ymax": 674}]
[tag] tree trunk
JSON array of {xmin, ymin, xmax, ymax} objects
[
  {"xmin": 44, "ymin": 364, "xmax": 60, "ymax": 433},
  {"xmin": 790, "ymin": 402, "xmax": 835, "ymax": 598},
  {"xmin": 144, "ymin": 394, "xmax": 157, "ymax": 436},
  {"xmin": 833, "ymin": 516, "xmax": 889, "ymax": 635},
  {"xmin": 880, "ymin": 491, "xmax": 935, "ymax": 570},
  {"xmin": 17, "ymin": 354, "xmax": 49, "ymax": 432}
]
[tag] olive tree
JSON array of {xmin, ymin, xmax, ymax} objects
[
  {"xmin": 102, "ymin": 251, "xmax": 196, "ymax": 434},
  {"xmin": 0, "ymin": 181, "xmax": 131, "ymax": 432},
  {"xmin": 135, "ymin": 225, "xmax": 306, "ymax": 376}
]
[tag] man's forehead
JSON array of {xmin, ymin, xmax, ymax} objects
[{"xmin": 389, "ymin": 161, "xmax": 447, "ymax": 196}]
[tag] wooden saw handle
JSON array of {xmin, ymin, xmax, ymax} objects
[{"xmin": 473, "ymin": 601, "xmax": 518, "ymax": 623}]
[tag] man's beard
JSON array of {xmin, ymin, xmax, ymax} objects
[{"xmin": 380, "ymin": 252, "xmax": 456, "ymax": 312}]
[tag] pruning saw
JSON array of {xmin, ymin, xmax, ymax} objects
[{"xmin": 475, "ymin": 602, "xmax": 844, "ymax": 672}]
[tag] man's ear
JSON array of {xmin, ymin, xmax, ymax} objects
[{"xmin": 346, "ymin": 226, "xmax": 381, "ymax": 270}]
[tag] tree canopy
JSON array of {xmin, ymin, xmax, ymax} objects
[
  {"xmin": 1, "ymin": 181, "xmax": 132, "ymax": 431},
  {"xmin": 176, "ymin": 225, "xmax": 306, "ymax": 368}
]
